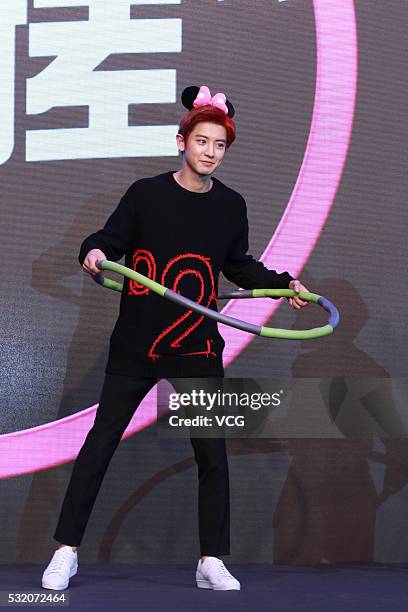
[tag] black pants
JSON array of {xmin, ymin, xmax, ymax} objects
[{"xmin": 53, "ymin": 374, "xmax": 230, "ymax": 556}]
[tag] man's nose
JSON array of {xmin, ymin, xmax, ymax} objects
[{"xmin": 205, "ymin": 144, "xmax": 215, "ymax": 157}]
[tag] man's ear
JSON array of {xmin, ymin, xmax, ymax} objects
[{"xmin": 175, "ymin": 133, "xmax": 185, "ymax": 154}]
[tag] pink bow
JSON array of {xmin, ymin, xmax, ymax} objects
[{"xmin": 192, "ymin": 85, "xmax": 228, "ymax": 115}]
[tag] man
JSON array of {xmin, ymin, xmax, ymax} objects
[{"xmin": 41, "ymin": 85, "xmax": 309, "ymax": 592}]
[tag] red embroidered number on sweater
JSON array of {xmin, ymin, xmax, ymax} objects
[{"xmin": 128, "ymin": 250, "xmax": 218, "ymax": 361}]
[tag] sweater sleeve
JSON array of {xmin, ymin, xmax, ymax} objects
[
  {"xmin": 78, "ymin": 182, "xmax": 138, "ymax": 266},
  {"xmin": 221, "ymin": 196, "xmax": 294, "ymax": 297}
]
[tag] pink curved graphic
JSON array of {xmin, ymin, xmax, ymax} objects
[{"xmin": 0, "ymin": 0, "xmax": 357, "ymax": 479}]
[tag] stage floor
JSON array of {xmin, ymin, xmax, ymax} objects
[{"xmin": 1, "ymin": 563, "xmax": 407, "ymax": 611}]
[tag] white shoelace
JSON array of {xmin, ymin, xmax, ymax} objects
[
  {"xmin": 48, "ymin": 549, "xmax": 75, "ymax": 575},
  {"xmin": 207, "ymin": 558, "xmax": 233, "ymax": 577}
]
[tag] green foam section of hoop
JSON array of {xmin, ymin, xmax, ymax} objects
[
  {"xmin": 252, "ymin": 288, "xmax": 321, "ymax": 302},
  {"xmin": 100, "ymin": 261, "xmax": 166, "ymax": 296},
  {"xmin": 260, "ymin": 324, "xmax": 333, "ymax": 339},
  {"xmin": 102, "ymin": 278, "xmax": 123, "ymax": 292}
]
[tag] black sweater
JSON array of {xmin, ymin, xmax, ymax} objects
[{"xmin": 79, "ymin": 171, "xmax": 294, "ymax": 377}]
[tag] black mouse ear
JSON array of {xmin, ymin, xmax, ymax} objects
[
  {"xmin": 181, "ymin": 85, "xmax": 200, "ymax": 110},
  {"xmin": 181, "ymin": 85, "xmax": 236, "ymax": 118},
  {"xmin": 226, "ymin": 99, "xmax": 235, "ymax": 119}
]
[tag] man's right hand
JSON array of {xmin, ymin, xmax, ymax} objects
[{"xmin": 82, "ymin": 249, "xmax": 107, "ymax": 275}]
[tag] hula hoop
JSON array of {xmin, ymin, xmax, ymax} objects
[{"xmin": 93, "ymin": 260, "xmax": 340, "ymax": 340}]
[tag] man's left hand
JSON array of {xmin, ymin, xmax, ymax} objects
[{"xmin": 287, "ymin": 279, "xmax": 310, "ymax": 309}]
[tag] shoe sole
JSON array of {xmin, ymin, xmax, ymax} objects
[
  {"xmin": 196, "ymin": 578, "xmax": 240, "ymax": 590},
  {"xmin": 196, "ymin": 578, "xmax": 212, "ymax": 589},
  {"xmin": 42, "ymin": 564, "xmax": 78, "ymax": 590}
]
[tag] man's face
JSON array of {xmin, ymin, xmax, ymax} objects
[{"xmin": 177, "ymin": 121, "xmax": 227, "ymax": 175}]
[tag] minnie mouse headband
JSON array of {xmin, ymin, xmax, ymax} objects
[{"xmin": 181, "ymin": 85, "xmax": 235, "ymax": 118}]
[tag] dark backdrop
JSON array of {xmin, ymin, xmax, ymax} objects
[{"xmin": 1, "ymin": 0, "xmax": 407, "ymax": 564}]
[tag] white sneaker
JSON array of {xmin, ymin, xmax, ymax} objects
[
  {"xmin": 42, "ymin": 546, "xmax": 78, "ymax": 590},
  {"xmin": 196, "ymin": 556, "xmax": 240, "ymax": 590}
]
